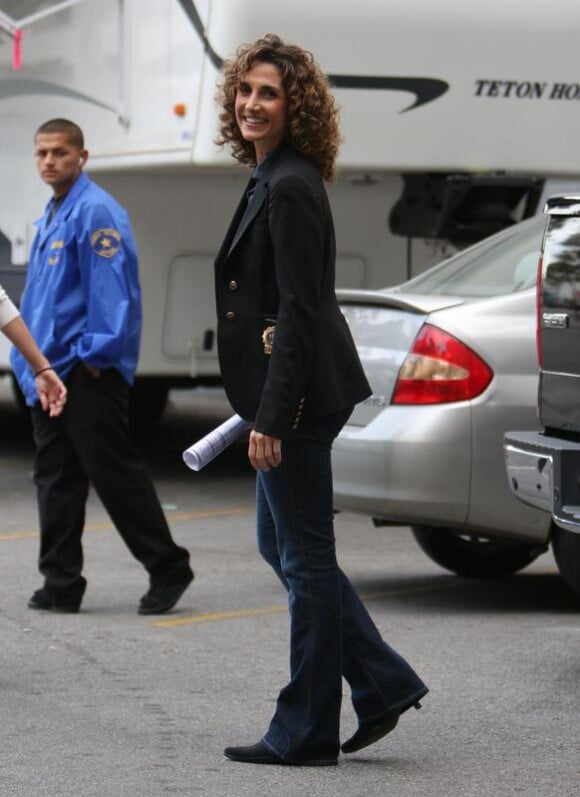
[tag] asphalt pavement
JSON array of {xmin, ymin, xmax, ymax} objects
[{"xmin": 0, "ymin": 379, "xmax": 578, "ymax": 797}]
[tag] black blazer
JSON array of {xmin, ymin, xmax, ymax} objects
[{"xmin": 214, "ymin": 145, "xmax": 371, "ymax": 438}]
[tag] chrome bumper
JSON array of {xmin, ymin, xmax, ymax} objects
[{"xmin": 504, "ymin": 431, "xmax": 580, "ymax": 535}]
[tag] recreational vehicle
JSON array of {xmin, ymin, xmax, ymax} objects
[{"xmin": 1, "ymin": 0, "xmax": 579, "ymax": 419}]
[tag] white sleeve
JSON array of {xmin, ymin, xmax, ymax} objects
[{"xmin": 0, "ymin": 282, "xmax": 20, "ymax": 330}]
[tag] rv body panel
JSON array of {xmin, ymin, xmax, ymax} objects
[
  {"xmin": 194, "ymin": 0, "xmax": 580, "ymax": 175},
  {"xmin": 1, "ymin": 0, "xmax": 580, "ymax": 390}
]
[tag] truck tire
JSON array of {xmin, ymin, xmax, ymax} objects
[
  {"xmin": 551, "ymin": 525, "xmax": 580, "ymax": 600},
  {"xmin": 411, "ymin": 526, "xmax": 545, "ymax": 578}
]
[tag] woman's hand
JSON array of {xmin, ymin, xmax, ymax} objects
[
  {"xmin": 35, "ymin": 370, "xmax": 67, "ymax": 417},
  {"xmin": 248, "ymin": 430, "xmax": 282, "ymax": 471}
]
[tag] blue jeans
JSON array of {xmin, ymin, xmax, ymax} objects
[{"xmin": 256, "ymin": 408, "xmax": 428, "ymax": 764}]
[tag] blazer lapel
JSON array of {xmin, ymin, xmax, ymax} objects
[
  {"xmin": 216, "ymin": 145, "xmax": 289, "ymax": 266},
  {"xmin": 215, "ymin": 189, "xmax": 248, "ymax": 266},
  {"xmin": 225, "ymin": 179, "xmax": 268, "ymax": 259}
]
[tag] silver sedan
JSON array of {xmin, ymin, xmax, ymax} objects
[{"xmin": 333, "ymin": 216, "xmax": 551, "ymax": 579}]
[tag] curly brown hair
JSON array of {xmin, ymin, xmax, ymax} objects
[{"xmin": 215, "ymin": 34, "xmax": 340, "ymax": 181}]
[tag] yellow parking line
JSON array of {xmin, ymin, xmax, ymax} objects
[
  {"xmin": 0, "ymin": 505, "xmax": 254, "ymax": 542},
  {"xmin": 151, "ymin": 581, "xmax": 465, "ymax": 628},
  {"xmin": 153, "ymin": 604, "xmax": 289, "ymax": 627},
  {"xmin": 161, "ymin": 506, "xmax": 253, "ymax": 523},
  {"xmin": 152, "ymin": 569, "xmax": 561, "ymax": 629}
]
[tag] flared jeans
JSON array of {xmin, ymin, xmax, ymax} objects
[{"xmin": 256, "ymin": 408, "xmax": 428, "ymax": 764}]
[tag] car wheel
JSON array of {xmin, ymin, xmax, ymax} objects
[
  {"xmin": 411, "ymin": 526, "xmax": 545, "ymax": 578},
  {"xmin": 551, "ymin": 524, "xmax": 580, "ymax": 600}
]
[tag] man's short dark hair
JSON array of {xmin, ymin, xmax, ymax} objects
[{"xmin": 35, "ymin": 118, "xmax": 84, "ymax": 149}]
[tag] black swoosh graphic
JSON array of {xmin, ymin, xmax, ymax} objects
[
  {"xmin": 328, "ymin": 75, "xmax": 449, "ymax": 111},
  {"xmin": 0, "ymin": 78, "xmax": 116, "ymax": 112}
]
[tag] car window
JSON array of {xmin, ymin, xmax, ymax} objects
[{"xmin": 403, "ymin": 216, "xmax": 545, "ymax": 297}]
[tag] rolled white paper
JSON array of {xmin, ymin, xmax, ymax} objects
[{"xmin": 182, "ymin": 413, "xmax": 251, "ymax": 471}]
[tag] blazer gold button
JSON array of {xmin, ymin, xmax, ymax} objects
[
  {"xmin": 228, "ymin": 280, "xmax": 238, "ymax": 291},
  {"xmin": 225, "ymin": 311, "xmax": 236, "ymax": 320}
]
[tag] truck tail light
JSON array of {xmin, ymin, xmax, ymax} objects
[
  {"xmin": 536, "ymin": 254, "xmax": 543, "ymax": 367},
  {"xmin": 392, "ymin": 323, "xmax": 493, "ymax": 404}
]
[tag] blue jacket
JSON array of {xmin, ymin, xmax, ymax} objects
[{"xmin": 11, "ymin": 173, "xmax": 142, "ymax": 406}]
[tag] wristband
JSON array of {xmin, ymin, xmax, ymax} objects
[{"xmin": 34, "ymin": 366, "xmax": 54, "ymax": 377}]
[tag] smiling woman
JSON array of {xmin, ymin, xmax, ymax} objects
[
  {"xmin": 215, "ymin": 33, "xmax": 340, "ymax": 180},
  {"xmin": 234, "ymin": 62, "xmax": 287, "ymax": 163},
  {"xmin": 211, "ymin": 33, "xmax": 428, "ymax": 768}
]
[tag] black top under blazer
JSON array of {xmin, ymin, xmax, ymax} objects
[{"xmin": 214, "ymin": 144, "xmax": 371, "ymax": 439}]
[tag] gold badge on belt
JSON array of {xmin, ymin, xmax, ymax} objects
[{"xmin": 261, "ymin": 325, "xmax": 276, "ymax": 355}]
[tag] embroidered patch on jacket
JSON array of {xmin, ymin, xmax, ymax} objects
[{"xmin": 91, "ymin": 228, "xmax": 121, "ymax": 258}]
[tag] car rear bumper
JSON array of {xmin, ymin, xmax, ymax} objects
[
  {"xmin": 332, "ymin": 405, "xmax": 471, "ymax": 527},
  {"xmin": 504, "ymin": 430, "xmax": 580, "ymax": 534}
]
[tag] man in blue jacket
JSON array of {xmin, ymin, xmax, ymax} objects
[{"xmin": 11, "ymin": 118, "xmax": 193, "ymax": 614}]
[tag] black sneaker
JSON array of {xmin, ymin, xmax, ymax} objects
[
  {"xmin": 28, "ymin": 587, "xmax": 82, "ymax": 614},
  {"xmin": 138, "ymin": 568, "xmax": 194, "ymax": 615}
]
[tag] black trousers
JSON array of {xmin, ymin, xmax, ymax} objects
[{"xmin": 31, "ymin": 363, "xmax": 190, "ymax": 602}]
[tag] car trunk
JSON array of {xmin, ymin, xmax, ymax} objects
[{"xmin": 337, "ymin": 289, "xmax": 465, "ymax": 427}]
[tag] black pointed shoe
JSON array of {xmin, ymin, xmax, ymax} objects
[
  {"xmin": 224, "ymin": 742, "xmax": 283, "ymax": 765},
  {"xmin": 341, "ymin": 701, "xmax": 422, "ymax": 754},
  {"xmin": 138, "ymin": 568, "xmax": 194, "ymax": 615},
  {"xmin": 224, "ymin": 741, "xmax": 337, "ymax": 767}
]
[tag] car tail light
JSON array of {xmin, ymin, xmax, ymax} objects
[
  {"xmin": 392, "ymin": 323, "xmax": 493, "ymax": 404},
  {"xmin": 536, "ymin": 254, "xmax": 543, "ymax": 367}
]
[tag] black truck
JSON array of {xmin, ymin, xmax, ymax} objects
[{"xmin": 504, "ymin": 196, "xmax": 580, "ymax": 599}]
